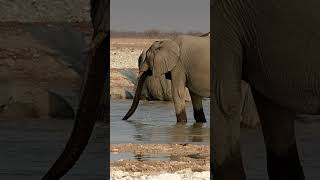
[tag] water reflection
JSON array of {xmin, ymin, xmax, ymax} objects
[
  {"xmin": 167, "ymin": 122, "xmax": 209, "ymax": 143},
  {"xmin": 110, "ymin": 152, "xmax": 172, "ymax": 161},
  {"xmin": 124, "ymin": 120, "xmax": 209, "ymax": 144},
  {"xmin": 110, "ymin": 99, "xmax": 210, "ymax": 144}
]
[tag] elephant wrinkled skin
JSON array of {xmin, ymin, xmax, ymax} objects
[
  {"xmin": 138, "ymin": 49, "xmax": 191, "ymax": 101},
  {"xmin": 124, "ymin": 34, "xmax": 260, "ymax": 128},
  {"xmin": 136, "ymin": 32, "xmax": 211, "ymax": 101},
  {"xmin": 123, "ymin": 35, "xmax": 210, "ymax": 123},
  {"xmin": 213, "ymin": 1, "xmax": 320, "ymax": 179}
]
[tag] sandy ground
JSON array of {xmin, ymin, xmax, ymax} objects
[
  {"xmin": 110, "ymin": 144, "xmax": 210, "ymax": 179},
  {"xmin": 111, "ymin": 170, "xmax": 210, "ymax": 180},
  {"xmin": 110, "ymin": 38, "xmax": 160, "ymax": 69}
]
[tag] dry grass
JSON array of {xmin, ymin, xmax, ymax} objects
[{"xmin": 110, "ymin": 30, "xmax": 206, "ymax": 39}]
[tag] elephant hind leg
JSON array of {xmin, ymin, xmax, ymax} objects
[
  {"xmin": 240, "ymin": 81, "xmax": 260, "ymax": 128},
  {"xmin": 190, "ymin": 91, "xmax": 206, "ymax": 122},
  {"xmin": 253, "ymin": 91, "xmax": 305, "ymax": 180}
]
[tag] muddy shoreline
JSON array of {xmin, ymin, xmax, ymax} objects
[{"xmin": 110, "ymin": 144, "xmax": 210, "ymax": 179}]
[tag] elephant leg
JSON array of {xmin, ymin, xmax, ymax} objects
[
  {"xmin": 253, "ymin": 91, "xmax": 304, "ymax": 180},
  {"xmin": 171, "ymin": 70, "xmax": 187, "ymax": 123},
  {"xmin": 240, "ymin": 81, "xmax": 260, "ymax": 128},
  {"xmin": 212, "ymin": 47, "xmax": 245, "ymax": 179},
  {"xmin": 212, "ymin": 82, "xmax": 245, "ymax": 180},
  {"xmin": 189, "ymin": 91, "xmax": 206, "ymax": 122}
]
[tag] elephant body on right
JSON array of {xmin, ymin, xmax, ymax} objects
[{"xmin": 213, "ymin": 1, "xmax": 320, "ymax": 179}]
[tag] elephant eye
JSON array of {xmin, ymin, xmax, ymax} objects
[{"xmin": 156, "ymin": 47, "xmax": 162, "ymax": 51}]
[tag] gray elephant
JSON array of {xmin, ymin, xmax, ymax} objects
[
  {"xmin": 137, "ymin": 48, "xmax": 259, "ymax": 127},
  {"xmin": 213, "ymin": 1, "xmax": 320, "ymax": 180},
  {"xmin": 138, "ymin": 49, "xmax": 174, "ymax": 101},
  {"xmin": 124, "ymin": 34, "xmax": 260, "ymax": 127},
  {"xmin": 138, "ymin": 49, "xmax": 192, "ymax": 101},
  {"xmin": 123, "ymin": 35, "xmax": 210, "ymax": 123},
  {"xmin": 137, "ymin": 32, "xmax": 211, "ymax": 101}
]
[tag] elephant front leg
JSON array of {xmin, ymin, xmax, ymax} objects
[
  {"xmin": 171, "ymin": 72, "xmax": 187, "ymax": 123},
  {"xmin": 190, "ymin": 91, "xmax": 206, "ymax": 122},
  {"xmin": 253, "ymin": 91, "xmax": 305, "ymax": 180},
  {"xmin": 212, "ymin": 30, "xmax": 246, "ymax": 179},
  {"xmin": 212, "ymin": 80, "xmax": 245, "ymax": 180}
]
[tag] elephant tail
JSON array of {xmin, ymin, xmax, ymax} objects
[{"xmin": 123, "ymin": 70, "xmax": 149, "ymax": 120}]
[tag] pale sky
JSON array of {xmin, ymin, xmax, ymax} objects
[{"xmin": 110, "ymin": 0, "xmax": 210, "ymax": 33}]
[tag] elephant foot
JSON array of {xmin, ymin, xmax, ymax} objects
[
  {"xmin": 214, "ymin": 147, "xmax": 246, "ymax": 180},
  {"xmin": 194, "ymin": 108, "xmax": 206, "ymax": 122},
  {"xmin": 267, "ymin": 143, "xmax": 305, "ymax": 180},
  {"xmin": 176, "ymin": 109, "xmax": 187, "ymax": 123}
]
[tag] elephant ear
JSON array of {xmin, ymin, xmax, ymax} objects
[
  {"xmin": 138, "ymin": 50, "xmax": 147, "ymax": 69},
  {"xmin": 151, "ymin": 40, "xmax": 180, "ymax": 77}
]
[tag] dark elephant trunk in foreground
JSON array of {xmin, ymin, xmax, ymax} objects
[
  {"xmin": 42, "ymin": 0, "xmax": 109, "ymax": 179},
  {"xmin": 123, "ymin": 71, "xmax": 149, "ymax": 120}
]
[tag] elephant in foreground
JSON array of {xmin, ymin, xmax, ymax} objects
[
  {"xmin": 42, "ymin": 0, "xmax": 109, "ymax": 179},
  {"xmin": 213, "ymin": 1, "xmax": 320, "ymax": 180},
  {"xmin": 124, "ymin": 35, "xmax": 260, "ymax": 127}
]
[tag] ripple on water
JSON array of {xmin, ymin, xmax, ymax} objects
[{"xmin": 110, "ymin": 99, "xmax": 210, "ymax": 144}]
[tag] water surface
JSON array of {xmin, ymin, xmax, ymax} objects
[
  {"xmin": 111, "ymin": 99, "xmax": 320, "ymax": 179},
  {"xmin": 0, "ymin": 118, "xmax": 107, "ymax": 180},
  {"xmin": 111, "ymin": 99, "xmax": 210, "ymax": 144}
]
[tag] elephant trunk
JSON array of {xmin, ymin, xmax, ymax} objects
[
  {"xmin": 42, "ymin": 34, "xmax": 108, "ymax": 179},
  {"xmin": 42, "ymin": 115, "xmax": 96, "ymax": 180},
  {"xmin": 123, "ymin": 70, "xmax": 149, "ymax": 120}
]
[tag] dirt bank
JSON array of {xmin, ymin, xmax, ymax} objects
[
  {"xmin": 110, "ymin": 144, "xmax": 209, "ymax": 175},
  {"xmin": 0, "ymin": 22, "xmax": 91, "ymax": 119}
]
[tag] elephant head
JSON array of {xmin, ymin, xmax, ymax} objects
[
  {"xmin": 123, "ymin": 40, "xmax": 180, "ymax": 120},
  {"xmin": 138, "ymin": 49, "xmax": 173, "ymax": 101},
  {"xmin": 140, "ymin": 40, "xmax": 180, "ymax": 77}
]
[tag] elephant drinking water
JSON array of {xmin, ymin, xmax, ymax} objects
[{"xmin": 124, "ymin": 34, "xmax": 260, "ymax": 127}]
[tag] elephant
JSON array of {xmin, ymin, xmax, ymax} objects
[
  {"xmin": 213, "ymin": 1, "xmax": 320, "ymax": 180},
  {"xmin": 138, "ymin": 49, "xmax": 175, "ymax": 101},
  {"xmin": 123, "ymin": 35, "xmax": 210, "ymax": 123},
  {"xmin": 137, "ymin": 32, "xmax": 211, "ymax": 101},
  {"xmin": 124, "ymin": 34, "xmax": 260, "ymax": 127},
  {"xmin": 41, "ymin": 0, "xmax": 109, "ymax": 179}
]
